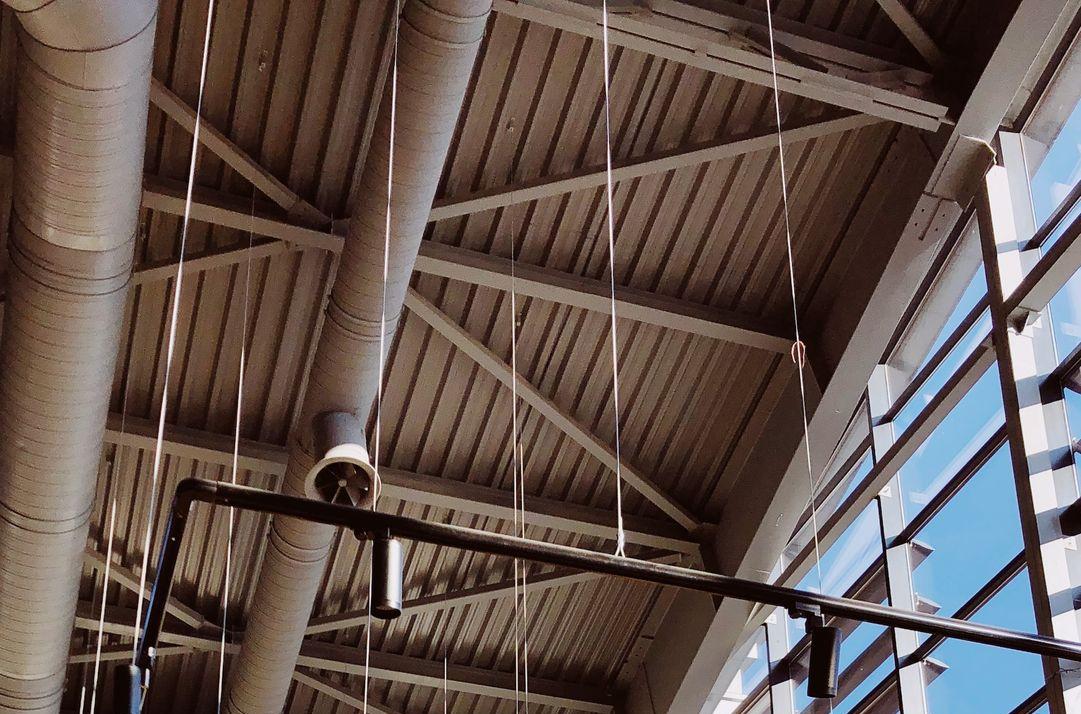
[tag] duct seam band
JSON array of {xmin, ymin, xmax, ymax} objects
[{"xmin": 0, "ymin": 499, "xmax": 93, "ymax": 535}]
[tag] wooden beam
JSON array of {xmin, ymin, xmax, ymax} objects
[
  {"xmin": 140, "ymin": 183, "xmax": 791, "ymax": 350},
  {"xmin": 871, "ymin": 0, "xmax": 946, "ymax": 69},
  {"xmin": 292, "ymin": 670, "xmax": 403, "ymax": 714},
  {"xmin": 83, "ymin": 548, "xmax": 205, "ymax": 630},
  {"xmin": 148, "ymin": 78, "xmax": 328, "ymax": 225},
  {"xmin": 305, "ymin": 551, "xmax": 683, "ymax": 636},
  {"xmin": 428, "ymin": 113, "xmax": 883, "ymax": 221},
  {"xmin": 381, "ymin": 466, "xmax": 699, "ymax": 552},
  {"xmin": 141, "ymin": 178, "xmax": 340, "ymax": 252},
  {"xmin": 70, "ymin": 606, "xmax": 614, "ymax": 712},
  {"xmin": 104, "ymin": 412, "xmax": 288, "ymax": 478},
  {"xmin": 404, "ymin": 289, "xmax": 699, "ymax": 530},
  {"xmin": 492, "ymin": 0, "xmax": 947, "ymax": 129},
  {"xmin": 414, "ymin": 242, "xmax": 791, "ymax": 352},
  {"xmin": 103, "ymin": 413, "xmax": 697, "ymax": 551}
]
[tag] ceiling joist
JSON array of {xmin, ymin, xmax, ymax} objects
[
  {"xmin": 71, "ymin": 607, "xmax": 615, "ymax": 712},
  {"xmin": 428, "ymin": 112, "xmax": 884, "ymax": 221},
  {"xmin": 102, "ymin": 412, "xmax": 699, "ymax": 552},
  {"xmin": 140, "ymin": 181, "xmax": 793, "ymax": 351},
  {"xmin": 306, "ymin": 550, "xmax": 682, "ymax": 636}
]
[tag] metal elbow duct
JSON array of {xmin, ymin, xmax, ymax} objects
[
  {"xmin": 0, "ymin": 1, "xmax": 156, "ymax": 711},
  {"xmin": 225, "ymin": 1, "xmax": 489, "ymax": 711}
]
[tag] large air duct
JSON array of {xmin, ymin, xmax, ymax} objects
[
  {"xmin": 224, "ymin": 1, "xmax": 489, "ymax": 711},
  {"xmin": 0, "ymin": 1, "xmax": 156, "ymax": 711}
]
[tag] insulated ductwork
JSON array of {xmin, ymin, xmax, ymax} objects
[
  {"xmin": 0, "ymin": 1, "xmax": 156, "ymax": 711},
  {"xmin": 225, "ymin": 1, "xmax": 490, "ymax": 711}
]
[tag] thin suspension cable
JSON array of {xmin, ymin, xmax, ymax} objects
[
  {"xmin": 133, "ymin": 0, "xmax": 217, "ymax": 660},
  {"xmin": 89, "ymin": 498, "xmax": 118, "ymax": 714},
  {"xmin": 81, "ymin": 376, "xmax": 131, "ymax": 714},
  {"xmin": 366, "ymin": 1, "xmax": 401, "ymax": 708},
  {"xmin": 509, "ymin": 216, "xmax": 530, "ymax": 712},
  {"xmin": 599, "ymin": 0, "xmax": 627, "ymax": 558},
  {"xmin": 762, "ymin": 0, "xmax": 827, "ymax": 605},
  {"xmin": 217, "ymin": 188, "xmax": 257, "ymax": 712},
  {"xmin": 373, "ymin": 0, "xmax": 401, "ymax": 505}
]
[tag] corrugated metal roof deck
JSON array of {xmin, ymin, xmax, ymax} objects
[{"xmin": 0, "ymin": 0, "xmax": 976, "ymax": 710}]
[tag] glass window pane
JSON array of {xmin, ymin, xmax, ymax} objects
[
  {"xmin": 795, "ymin": 502, "xmax": 881, "ymax": 597},
  {"xmin": 1049, "ymin": 266, "xmax": 1081, "ymax": 358},
  {"xmin": 1030, "ymin": 99, "xmax": 1081, "ymax": 228},
  {"xmin": 910, "ymin": 446, "xmax": 1022, "ymax": 617},
  {"xmin": 925, "ymin": 571, "xmax": 1043, "ymax": 713},
  {"xmin": 898, "ymin": 365, "xmax": 1004, "ymax": 521},
  {"xmin": 895, "ymin": 309, "xmax": 991, "ymax": 435},
  {"xmin": 918, "ymin": 270, "xmax": 987, "ymax": 372}
]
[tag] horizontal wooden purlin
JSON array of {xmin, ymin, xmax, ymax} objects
[
  {"xmin": 298, "ymin": 640, "xmax": 615, "ymax": 712},
  {"xmin": 140, "ymin": 183, "xmax": 788, "ymax": 350},
  {"xmin": 305, "ymin": 550, "xmax": 684, "ymax": 636},
  {"xmin": 381, "ymin": 466, "xmax": 700, "ymax": 552},
  {"xmin": 428, "ymin": 113, "xmax": 884, "ymax": 222},
  {"xmin": 83, "ymin": 548, "xmax": 206, "ymax": 631},
  {"xmin": 292, "ymin": 671, "xmax": 403, "ymax": 714},
  {"xmin": 492, "ymin": 0, "xmax": 947, "ymax": 130},
  {"xmin": 415, "ymin": 241, "xmax": 792, "ymax": 352},
  {"xmin": 148, "ymin": 78, "xmax": 328, "ymax": 226},
  {"xmin": 70, "ymin": 606, "xmax": 614, "ymax": 712},
  {"xmin": 103, "ymin": 413, "xmax": 695, "ymax": 552}
]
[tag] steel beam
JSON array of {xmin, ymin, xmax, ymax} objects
[
  {"xmin": 148, "ymin": 78, "xmax": 327, "ymax": 226},
  {"xmin": 978, "ymin": 157, "xmax": 1081, "ymax": 713},
  {"xmin": 306, "ymin": 551, "xmax": 682, "ymax": 636},
  {"xmin": 867, "ymin": 365, "xmax": 930, "ymax": 713},
  {"xmin": 631, "ymin": 2, "xmax": 1081, "ymax": 707},
  {"xmin": 870, "ymin": 0, "xmax": 945, "ymax": 69}
]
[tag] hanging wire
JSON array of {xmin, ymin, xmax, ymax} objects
[
  {"xmin": 80, "ymin": 371, "xmax": 132, "ymax": 714},
  {"xmin": 132, "ymin": 0, "xmax": 218, "ymax": 660},
  {"xmin": 599, "ymin": 0, "xmax": 628, "ymax": 558},
  {"xmin": 508, "ymin": 203, "xmax": 532, "ymax": 712},
  {"xmin": 217, "ymin": 185, "xmax": 257, "ymax": 712},
  {"xmin": 762, "ymin": 0, "xmax": 826, "ymax": 594},
  {"xmin": 365, "ymin": 0, "xmax": 402, "ymax": 707},
  {"xmin": 88, "ymin": 498, "xmax": 118, "ymax": 714}
]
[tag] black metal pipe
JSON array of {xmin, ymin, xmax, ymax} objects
[{"xmin": 133, "ymin": 477, "xmax": 1081, "ymax": 699}]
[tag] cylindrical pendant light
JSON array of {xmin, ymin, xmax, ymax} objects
[
  {"xmin": 372, "ymin": 534, "xmax": 403, "ymax": 620},
  {"xmin": 807, "ymin": 624, "xmax": 841, "ymax": 698}
]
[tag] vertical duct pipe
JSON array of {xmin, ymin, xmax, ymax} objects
[
  {"xmin": 0, "ymin": 1, "xmax": 157, "ymax": 711},
  {"xmin": 224, "ymin": 1, "xmax": 489, "ymax": 711}
]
